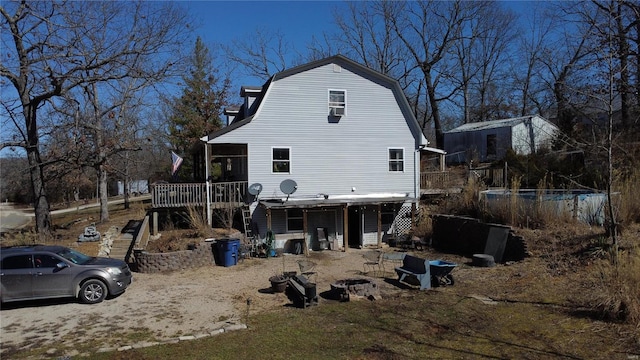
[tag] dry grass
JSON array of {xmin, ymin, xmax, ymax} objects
[
  {"xmin": 185, "ymin": 205, "xmax": 216, "ymax": 239},
  {"xmin": 590, "ymin": 241, "xmax": 640, "ymax": 324},
  {"xmin": 616, "ymin": 167, "xmax": 640, "ymax": 224}
]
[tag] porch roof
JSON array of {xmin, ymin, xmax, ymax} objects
[{"xmin": 258, "ymin": 195, "xmax": 415, "ymax": 210}]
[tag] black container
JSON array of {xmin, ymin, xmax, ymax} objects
[{"xmin": 303, "ymin": 282, "xmax": 317, "ymax": 300}]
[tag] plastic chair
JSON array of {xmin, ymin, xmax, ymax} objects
[
  {"xmin": 381, "ymin": 252, "xmax": 406, "ymax": 275},
  {"xmin": 362, "ymin": 251, "xmax": 382, "ymax": 277},
  {"xmin": 297, "ymin": 260, "xmax": 317, "ymax": 283}
]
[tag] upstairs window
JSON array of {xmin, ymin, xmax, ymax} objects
[
  {"xmin": 329, "ymin": 89, "xmax": 346, "ymax": 116},
  {"xmin": 388, "ymin": 148, "xmax": 404, "ymax": 172},
  {"xmin": 272, "ymin": 147, "xmax": 290, "ymax": 173}
]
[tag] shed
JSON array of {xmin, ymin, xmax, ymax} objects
[{"xmin": 443, "ymin": 115, "xmax": 559, "ymax": 164}]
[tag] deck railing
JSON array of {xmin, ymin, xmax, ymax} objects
[
  {"xmin": 420, "ymin": 171, "xmax": 452, "ymax": 189},
  {"xmin": 151, "ymin": 181, "xmax": 248, "ymax": 208},
  {"xmin": 470, "ymin": 166, "xmax": 507, "ymax": 188}
]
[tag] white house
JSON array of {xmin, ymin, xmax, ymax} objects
[
  {"xmin": 443, "ymin": 115, "xmax": 559, "ymax": 164},
  {"xmin": 200, "ymin": 55, "xmax": 429, "ymax": 251}
]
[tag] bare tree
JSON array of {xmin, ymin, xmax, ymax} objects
[
  {"xmin": 449, "ymin": 1, "xmax": 517, "ymax": 123},
  {"xmin": 592, "ymin": 0, "xmax": 639, "ymax": 130},
  {"xmin": 536, "ymin": 2, "xmax": 597, "ymax": 137},
  {"xmin": 511, "ymin": 4, "xmax": 556, "ymax": 118},
  {"xmin": 0, "ymin": 1, "xmax": 190, "ymax": 240},
  {"xmin": 388, "ymin": 0, "xmax": 474, "ymax": 149},
  {"xmin": 332, "ymin": 1, "xmax": 408, "ymax": 78},
  {"xmin": 222, "ymin": 27, "xmax": 293, "ymax": 82}
]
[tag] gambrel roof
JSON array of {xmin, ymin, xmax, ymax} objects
[{"xmin": 202, "ymin": 54, "xmax": 428, "ymax": 146}]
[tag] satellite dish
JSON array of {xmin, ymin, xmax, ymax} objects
[
  {"xmin": 248, "ymin": 183, "xmax": 263, "ymax": 196},
  {"xmin": 280, "ymin": 179, "xmax": 297, "ymax": 201}
]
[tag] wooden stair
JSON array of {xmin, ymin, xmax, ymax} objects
[{"xmin": 109, "ymin": 220, "xmax": 141, "ymax": 263}]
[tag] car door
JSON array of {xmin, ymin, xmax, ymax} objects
[
  {"xmin": 31, "ymin": 253, "xmax": 76, "ymax": 298},
  {"xmin": 0, "ymin": 254, "xmax": 34, "ymax": 301}
]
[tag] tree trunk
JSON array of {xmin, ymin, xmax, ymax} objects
[
  {"xmin": 123, "ymin": 176, "xmax": 130, "ymax": 210},
  {"xmin": 24, "ymin": 101, "xmax": 53, "ymax": 241},
  {"xmin": 554, "ymin": 80, "xmax": 574, "ymax": 136},
  {"xmin": 124, "ymin": 152, "xmax": 130, "ymax": 210},
  {"xmin": 615, "ymin": 1, "xmax": 629, "ymax": 129},
  {"xmin": 463, "ymin": 82, "xmax": 470, "ymax": 124},
  {"xmin": 27, "ymin": 146, "xmax": 52, "ymax": 241},
  {"xmin": 99, "ymin": 165, "xmax": 109, "ymax": 222},
  {"xmin": 425, "ymin": 68, "xmax": 444, "ymax": 149}
]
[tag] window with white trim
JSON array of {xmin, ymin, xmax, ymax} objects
[
  {"xmin": 272, "ymin": 147, "xmax": 290, "ymax": 173},
  {"xmin": 388, "ymin": 148, "xmax": 404, "ymax": 172},
  {"xmin": 329, "ymin": 89, "xmax": 346, "ymax": 116},
  {"xmin": 286, "ymin": 209, "xmax": 303, "ymax": 232}
]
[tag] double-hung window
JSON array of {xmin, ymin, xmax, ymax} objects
[
  {"xmin": 286, "ymin": 209, "xmax": 303, "ymax": 232},
  {"xmin": 388, "ymin": 148, "xmax": 404, "ymax": 172},
  {"xmin": 329, "ymin": 89, "xmax": 346, "ymax": 116},
  {"xmin": 272, "ymin": 147, "xmax": 290, "ymax": 173}
]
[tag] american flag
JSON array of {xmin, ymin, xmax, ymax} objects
[{"xmin": 171, "ymin": 151, "xmax": 183, "ymax": 176}]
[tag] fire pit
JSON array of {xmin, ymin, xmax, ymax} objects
[{"xmin": 330, "ymin": 278, "xmax": 380, "ymax": 301}]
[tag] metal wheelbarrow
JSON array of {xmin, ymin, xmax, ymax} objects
[{"xmin": 429, "ymin": 260, "xmax": 457, "ymax": 287}]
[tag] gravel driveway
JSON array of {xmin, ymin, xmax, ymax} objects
[{"xmin": 1, "ymin": 249, "xmax": 395, "ymax": 358}]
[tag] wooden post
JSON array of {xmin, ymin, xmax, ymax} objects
[
  {"xmin": 303, "ymin": 209, "xmax": 309, "ymax": 256},
  {"xmin": 504, "ymin": 161, "xmax": 508, "ymax": 187},
  {"xmin": 377, "ymin": 204, "xmax": 382, "ymax": 248},
  {"xmin": 411, "ymin": 202, "xmax": 416, "ymax": 234},
  {"xmin": 152, "ymin": 211, "xmax": 158, "ymax": 236},
  {"xmin": 266, "ymin": 208, "xmax": 272, "ymax": 231},
  {"xmin": 342, "ymin": 205, "xmax": 348, "ymax": 252}
]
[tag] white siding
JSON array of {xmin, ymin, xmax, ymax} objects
[
  {"xmin": 512, "ymin": 116, "xmax": 558, "ymax": 155},
  {"xmin": 212, "ymin": 62, "xmax": 418, "ymax": 199}
]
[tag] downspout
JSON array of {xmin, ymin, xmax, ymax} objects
[
  {"xmin": 415, "ymin": 146, "xmax": 423, "ymax": 198},
  {"xmin": 205, "ymin": 142, "xmax": 212, "ymax": 226}
]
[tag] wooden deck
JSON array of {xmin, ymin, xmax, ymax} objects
[
  {"xmin": 150, "ymin": 167, "xmax": 504, "ymax": 208},
  {"xmin": 151, "ymin": 181, "xmax": 248, "ymax": 208}
]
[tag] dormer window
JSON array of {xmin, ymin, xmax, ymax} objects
[{"xmin": 329, "ymin": 89, "xmax": 346, "ymax": 116}]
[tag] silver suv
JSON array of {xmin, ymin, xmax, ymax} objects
[{"xmin": 1, "ymin": 245, "xmax": 132, "ymax": 304}]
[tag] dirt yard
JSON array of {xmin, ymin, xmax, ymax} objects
[{"xmin": 0, "ymin": 245, "xmax": 438, "ymax": 357}]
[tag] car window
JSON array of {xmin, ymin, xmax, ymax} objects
[
  {"xmin": 1, "ymin": 255, "xmax": 33, "ymax": 270},
  {"xmin": 56, "ymin": 248, "xmax": 92, "ymax": 265},
  {"xmin": 34, "ymin": 254, "xmax": 61, "ymax": 268}
]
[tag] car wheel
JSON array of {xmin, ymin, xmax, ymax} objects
[{"xmin": 79, "ymin": 279, "xmax": 107, "ymax": 304}]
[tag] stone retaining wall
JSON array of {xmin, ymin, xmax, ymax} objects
[{"xmin": 133, "ymin": 241, "xmax": 215, "ymax": 273}]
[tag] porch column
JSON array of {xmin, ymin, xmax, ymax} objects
[
  {"xmin": 205, "ymin": 144, "xmax": 212, "ymax": 226},
  {"xmin": 303, "ymin": 209, "xmax": 309, "ymax": 256},
  {"xmin": 377, "ymin": 204, "xmax": 382, "ymax": 248},
  {"xmin": 342, "ymin": 205, "xmax": 348, "ymax": 252}
]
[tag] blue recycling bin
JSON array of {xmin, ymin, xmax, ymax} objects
[{"xmin": 215, "ymin": 239, "xmax": 240, "ymax": 267}]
